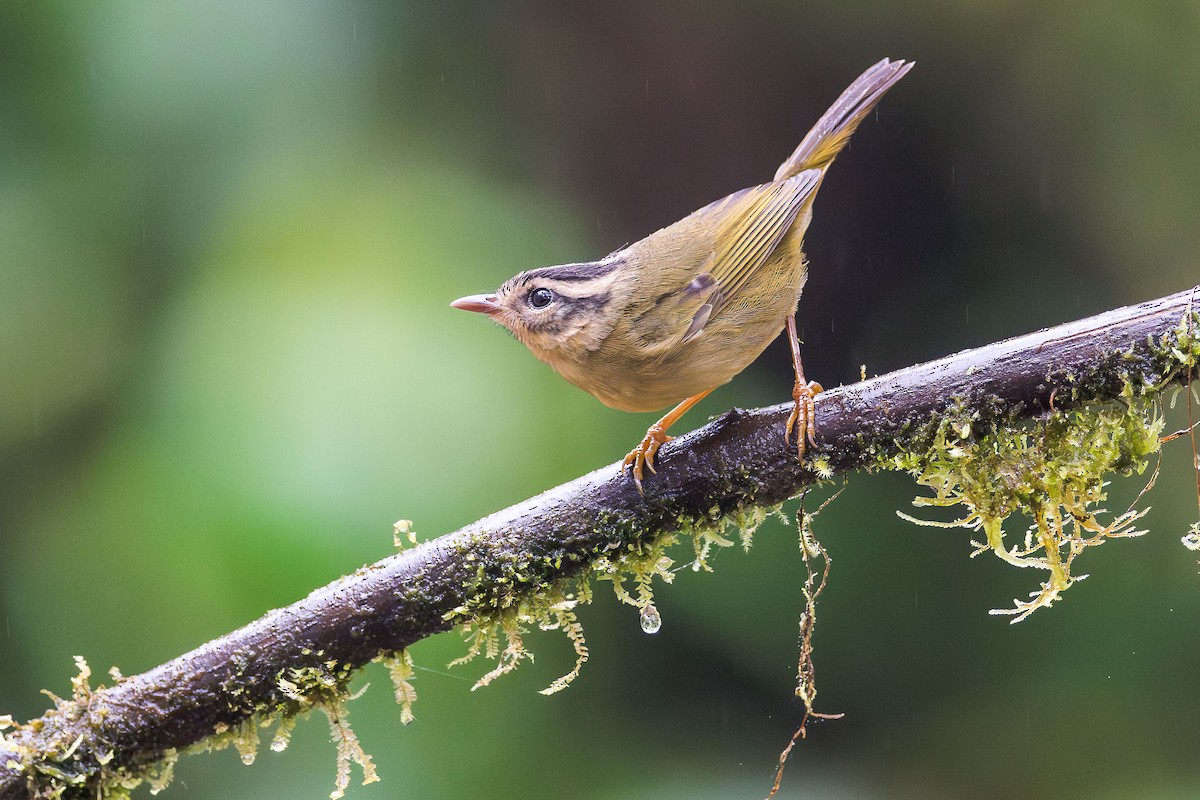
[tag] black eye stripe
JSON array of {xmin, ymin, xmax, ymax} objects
[
  {"xmin": 557, "ymin": 292, "xmax": 610, "ymax": 317},
  {"xmin": 522, "ymin": 290, "xmax": 611, "ymax": 334}
]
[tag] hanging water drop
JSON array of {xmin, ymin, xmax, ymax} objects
[
  {"xmin": 639, "ymin": 603, "xmax": 662, "ymax": 634},
  {"xmin": 240, "ymin": 752, "xmax": 256, "ymax": 766}
]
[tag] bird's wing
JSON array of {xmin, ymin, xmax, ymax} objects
[
  {"xmin": 701, "ymin": 169, "xmax": 821, "ymax": 323},
  {"xmin": 629, "ymin": 169, "xmax": 821, "ymax": 348}
]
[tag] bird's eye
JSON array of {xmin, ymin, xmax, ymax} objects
[{"xmin": 528, "ymin": 287, "xmax": 554, "ymax": 309}]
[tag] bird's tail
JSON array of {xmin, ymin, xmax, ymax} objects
[{"xmin": 774, "ymin": 58, "xmax": 913, "ymax": 182}]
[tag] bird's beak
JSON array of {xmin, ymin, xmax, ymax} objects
[{"xmin": 450, "ymin": 294, "xmax": 501, "ymax": 315}]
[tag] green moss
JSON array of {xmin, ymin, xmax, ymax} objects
[
  {"xmin": 1, "ymin": 658, "xmax": 185, "ymax": 800},
  {"xmin": 379, "ymin": 650, "xmax": 418, "ymax": 725},
  {"xmin": 6, "ymin": 652, "xmax": 381, "ymax": 799},
  {"xmin": 443, "ymin": 502, "xmax": 779, "ymax": 693},
  {"xmin": 894, "ymin": 398, "xmax": 1161, "ymax": 620},
  {"xmin": 882, "ymin": 310, "xmax": 1199, "ymax": 621}
]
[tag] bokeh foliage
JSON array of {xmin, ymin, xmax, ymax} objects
[{"xmin": 3, "ymin": 2, "xmax": 1199, "ymax": 798}]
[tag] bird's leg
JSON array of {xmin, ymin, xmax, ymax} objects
[
  {"xmin": 784, "ymin": 312, "xmax": 822, "ymax": 457},
  {"xmin": 623, "ymin": 389, "xmax": 714, "ymax": 493}
]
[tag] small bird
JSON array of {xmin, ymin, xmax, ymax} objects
[{"xmin": 452, "ymin": 58, "xmax": 912, "ymax": 490}]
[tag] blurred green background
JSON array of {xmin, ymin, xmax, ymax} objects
[{"xmin": 3, "ymin": 2, "xmax": 1200, "ymax": 798}]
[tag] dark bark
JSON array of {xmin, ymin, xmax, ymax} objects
[{"xmin": 2, "ymin": 285, "xmax": 1196, "ymax": 799}]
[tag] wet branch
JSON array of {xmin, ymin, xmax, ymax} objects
[{"xmin": 1, "ymin": 285, "xmax": 1196, "ymax": 799}]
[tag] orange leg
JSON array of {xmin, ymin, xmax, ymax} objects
[
  {"xmin": 623, "ymin": 388, "xmax": 714, "ymax": 492},
  {"xmin": 784, "ymin": 313, "xmax": 823, "ymax": 457}
]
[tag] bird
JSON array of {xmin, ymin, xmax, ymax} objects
[{"xmin": 451, "ymin": 58, "xmax": 912, "ymax": 491}]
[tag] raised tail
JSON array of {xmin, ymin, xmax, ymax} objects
[{"xmin": 774, "ymin": 58, "xmax": 913, "ymax": 181}]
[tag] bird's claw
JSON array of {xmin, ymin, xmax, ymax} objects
[
  {"xmin": 784, "ymin": 380, "xmax": 823, "ymax": 458},
  {"xmin": 623, "ymin": 424, "xmax": 674, "ymax": 493}
]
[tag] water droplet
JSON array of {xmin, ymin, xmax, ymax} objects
[
  {"xmin": 270, "ymin": 738, "xmax": 288, "ymax": 753},
  {"xmin": 240, "ymin": 752, "xmax": 256, "ymax": 766},
  {"xmin": 639, "ymin": 604, "xmax": 662, "ymax": 634}
]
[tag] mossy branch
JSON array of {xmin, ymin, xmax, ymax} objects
[{"xmin": 2, "ymin": 285, "xmax": 1197, "ymax": 799}]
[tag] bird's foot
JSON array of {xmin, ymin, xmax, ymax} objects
[
  {"xmin": 784, "ymin": 380, "xmax": 823, "ymax": 458},
  {"xmin": 623, "ymin": 423, "xmax": 674, "ymax": 493}
]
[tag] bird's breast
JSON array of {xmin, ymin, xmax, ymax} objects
[{"xmin": 554, "ymin": 303, "xmax": 795, "ymax": 412}]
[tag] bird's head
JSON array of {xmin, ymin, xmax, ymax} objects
[{"xmin": 451, "ymin": 256, "xmax": 627, "ymax": 362}]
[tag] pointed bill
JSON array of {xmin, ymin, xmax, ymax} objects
[{"xmin": 450, "ymin": 294, "xmax": 501, "ymax": 314}]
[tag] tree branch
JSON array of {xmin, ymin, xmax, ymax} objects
[{"xmin": 2, "ymin": 285, "xmax": 1197, "ymax": 798}]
